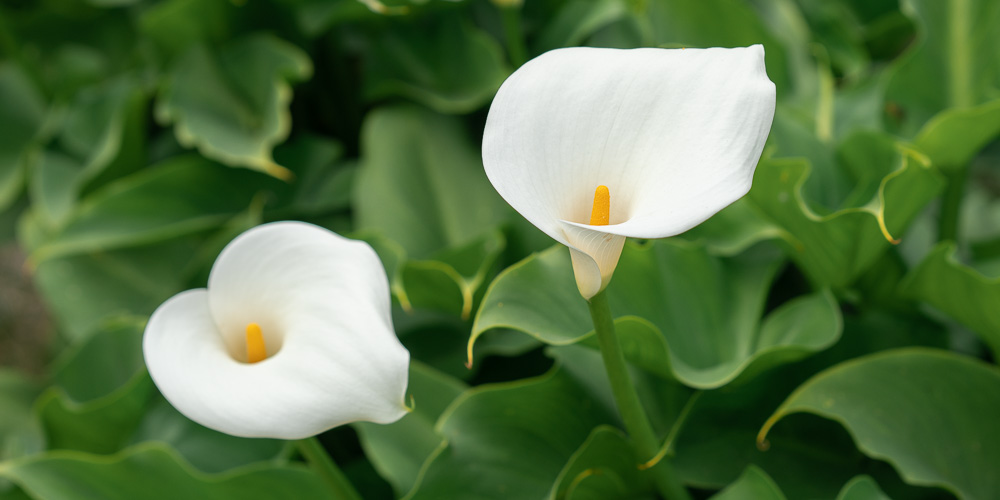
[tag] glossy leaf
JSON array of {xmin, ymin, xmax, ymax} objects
[
  {"xmin": 0, "ymin": 444, "xmax": 331, "ymax": 500},
  {"xmin": 901, "ymin": 242, "xmax": 1000, "ymax": 358},
  {"xmin": 30, "ymin": 77, "xmax": 147, "ymax": 228},
  {"xmin": 912, "ymin": 98, "xmax": 1000, "ymax": 171},
  {"xmin": 548, "ymin": 426, "xmax": 650, "ymax": 500},
  {"xmin": 364, "ymin": 18, "xmax": 509, "ymax": 114},
  {"xmin": 156, "ymin": 35, "xmax": 312, "ymax": 178},
  {"xmin": 355, "ymin": 105, "xmax": 509, "ymax": 258},
  {"xmin": 129, "ymin": 396, "xmax": 286, "ymax": 474},
  {"xmin": 747, "ymin": 149, "xmax": 943, "ymax": 288},
  {"xmin": 403, "ymin": 367, "xmax": 615, "ymax": 499},
  {"xmin": 472, "ymin": 240, "xmax": 842, "ymax": 389},
  {"xmin": 837, "ymin": 476, "xmax": 891, "ymax": 500},
  {"xmin": 710, "ymin": 466, "xmax": 785, "ymax": 500},
  {"xmin": 355, "ymin": 361, "xmax": 466, "ymax": 496},
  {"xmin": 37, "ymin": 319, "xmax": 152, "ymax": 454},
  {"xmin": 760, "ymin": 348, "xmax": 1000, "ymax": 500},
  {"xmin": 28, "ymin": 155, "xmax": 281, "ymax": 263},
  {"xmin": 885, "ymin": 0, "xmax": 1000, "ymax": 135}
]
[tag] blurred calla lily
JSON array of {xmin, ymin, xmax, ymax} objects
[
  {"xmin": 484, "ymin": 45, "xmax": 776, "ymax": 299},
  {"xmin": 143, "ymin": 222, "xmax": 410, "ymax": 439}
]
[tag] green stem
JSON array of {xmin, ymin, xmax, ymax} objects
[
  {"xmin": 296, "ymin": 437, "xmax": 363, "ymax": 500},
  {"xmin": 938, "ymin": 167, "xmax": 967, "ymax": 242},
  {"xmin": 587, "ymin": 291, "xmax": 692, "ymax": 500},
  {"xmin": 499, "ymin": 3, "xmax": 528, "ymax": 68}
]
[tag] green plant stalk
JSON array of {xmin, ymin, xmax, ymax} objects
[
  {"xmin": 938, "ymin": 167, "xmax": 967, "ymax": 243},
  {"xmin": 587, "ymin": 290, "xmax": 692, "ymax": 500},
  {"xmin": 296, "ymin": 437, "xmax": 363, "ymax": 500},
  {"xmin": 499, "ymin": 3, "xmax": 528, "ymax": 68}
]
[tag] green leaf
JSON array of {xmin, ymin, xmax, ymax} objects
[
  {"xmin": 531, "ymin": 0, "xmax": 629, "ymax": 54},
  {"xmin": 672, "ymin": 363, "xmax": 865, "ymax": 499},
  {"xmin": 139, "ymin": 0, "xmax": 236, "ymax": 63},
  {"xmin": 472, "ymin": 240, "xmax": 842, "ymax": 389},
  {"xmin": 355, "ymin": 105, "xmax": 509, "ymax": 259},
  {"xmin": 28, "ymin": 154, "xmax": 282, "ymax": 263},
  {"xmin": 30, "ymin": 77, "xmax": 147, "ymax": 228},
  {"xmin": 548, "ymin": 426, "xmax": 650, "ymax": 500},
  {"xmin": 363, "ymin": 18, "xmax": 509, "ymax": 114},
  {"xmin": 403, "ymin": 367, "xmax": 615, "ymax": 499},
  {"xmin": 759, "ymin": 348, "xmax": 1000, "ymax": 500},
  {"xmin": 0, "ymin": 65, "xmax": 45, "ymax": 212},
  {"xmin": 885, "ymin": 0, "xmax": 1000, "ymax": 135},
  {"xmin": 156, "ymin": 35, "xmax": 313, "ymax": 178},
  {"xmin": 0, "ymin": 370, "xmax": 42, "ymax": 462},
  {"xmin": 400, "ymin": 230, "xmax": 506, "ymax": 320},
  {"xmin": 37, "ymin": 318, "xmax": 152, "ymax": 454},
  {"xmin": 355, "ymin": 361, "xmax": 466, "ymax": 496},
  {"xmin": 0, "ymin": 444, "xmax": 331, "ymax": 500},
  {"xmin": 710, "ymin": 465, "xmax": 785, "ymax": 500},
  {"xmin": 901, "ymin": 242, "xmax": 1000, "ymax": 358},
  {"xmin": 836, "ymin": 476, "xmax": 891, "ymax": 500},
  {"xmin": 29, "ymin": 233, "xmax": 202, "ymax": 340},
  {"xmin": 129, "ymin": 396, "xmax": 285, "ymax": 474},
  {"xmin": 747, "ymin": 149, "xmax": 943, "ymax": 288},
  {"xmin": 913, "ymin": 98, "xmax": 1000, "ymax": 171}
]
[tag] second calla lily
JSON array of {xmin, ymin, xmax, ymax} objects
[
  {"xmin": 143, "ymin": 221, "xmax": 409, "ymax": 439},
  {"xmin": 483, "ymin": 45, "xmax": 776, "ymax": 299}
]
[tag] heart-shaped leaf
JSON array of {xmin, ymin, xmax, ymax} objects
[{"xmin": 759, "ymin": 348, "xmax": 1000, "ymax": 500}]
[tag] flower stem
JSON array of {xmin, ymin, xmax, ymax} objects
[
  {"xmin": 296, "ymin": 437, "xmax": 363, "ymax": 500},
  {"xmin": 498, "ymin": 2, "xmax": 528, "ymax": 68},
  {"xmin": 938, "ymin": 167, "xmax": 968, "ymax": 242},
  {"xmin": 587, "ymin": 291, "xmax": 691, "ymax": 500}
]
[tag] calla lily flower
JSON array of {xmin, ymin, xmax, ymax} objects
[
  {"xmin": 483, "ymin": 45, "xmax": 776, "ymax": 299},
  {"xmin": 143, "ymin": 222, "xmax": 410, "ymax": 439}
]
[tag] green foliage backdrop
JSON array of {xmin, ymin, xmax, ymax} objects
[{"xmin": 1, "ymin": 0, "xmax": 998, "ymax": 499}]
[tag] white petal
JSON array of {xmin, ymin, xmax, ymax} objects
[
  {"xmin": 562, "ymin": 223, "xmax": 626, "ymax": 299},
  {"xmin": 483, "ymin": 45, "xmax": 776, "ymax": 243},
  {"xmin": 144, "ymin": 222, "xmax": 409, "ymax": 439}
]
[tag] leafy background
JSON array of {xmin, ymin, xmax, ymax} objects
[{"xmin": 1, "ymin": 0, "xmax": 999, "ymax": 499}]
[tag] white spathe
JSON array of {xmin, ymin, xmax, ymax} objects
[
  {"xmin": 143, "ymin": 221, "xmax": 410, "ymax": 439},
  {"xmin": 483, "ymin": 45, "xmax": 776, "ymax": 299}
]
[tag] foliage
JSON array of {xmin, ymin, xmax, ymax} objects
[{"xmin": 0, "ymin": 0, "xmax": 998, "ymax": 499}]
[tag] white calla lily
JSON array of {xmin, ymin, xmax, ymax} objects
[
  {"xmin": 143, "ymin": 221, "xmax": 409, "ymax": 439},
  {"xmin": 483, "ymin": 45, "xmax": 776, "ymax": 299}
]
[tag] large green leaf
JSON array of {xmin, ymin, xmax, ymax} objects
[
  {"xmin": 759, "ymin": 348, "xmax": 1000, "ymax": 500},
  {"xmin": 710, "ymin": 466, "xmax": 785, "ymax": 500},
  {"xmin": 37, "ymin": 318, "xmax": 152, "ymax": 455},
  {"xmin": 885, "ymin": 0, "xmax": 1000, "ymax": 136},
  {"xmin": 0, "ymin": 65, "xmax": 45, "ymax": 212},
  {"xmin": 28, "ymin": 231, "xmax": 207, "ymax": 340},
  {"xmin": 29, "ymin": 77, "xmax": 147, "ymax": 228},
  {"xmin": 156, "ymin": 35, "xmax": 312, "ymax": 178},
  {"xmin": 548, "ymin": 426, "xmax": 651, "ymax": 500},
  {"xmin": 403, "ymin": 367, "xmax": 616, "ymax": 499},
  {"xmin": 747, "ymin": 148, "xmax": 943, "ymax": 288},
  {"xmin": 472, "ymin": 240, "xmax": 842, "ymax": 389},
  {"xmin": 913, "ymin": 99, "xmax": 1000, "ymax": 171},
  {"xmin": 837, "ymin": 476, "xmax": 891, "ymax": 500},
  {"xmin": 129, "ymin": 396, "xmax": 285, "ymax": 474},
  {"xmin": 901, "ymin": 242, "xmax": 1000, "ymax": 358},
  {"xmin": 355, "ymin": 105, "xmax": 509, "ymax": 259},
  {"xmin": 354, "ymin": 361, "xmax": 466, "ymax": 496},
  {"xmin": 364, "ymin": 17, "xmax": 509, "ymax": 114},
  {"xmin": 28, "ymin": 155, "xmax": 282, "ymax": 263},
  {"xmin": 0, "ymin": 444, "xmax": 331, "ymax": 500}
]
